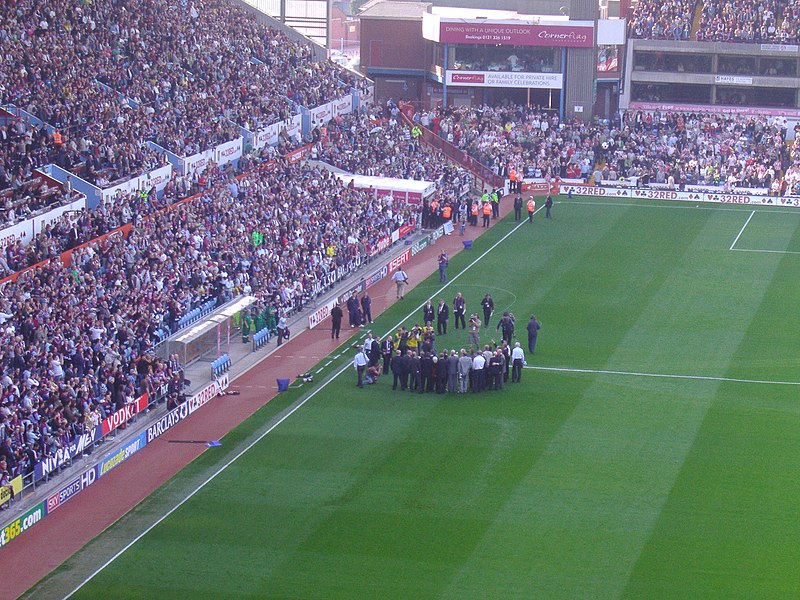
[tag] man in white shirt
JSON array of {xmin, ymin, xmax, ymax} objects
[
  {"xmin": 511, "ymin": 342, "xmax": 525, "ymax": 383},
  {"xmin": 392, "ymin": 268, "xmax": 409, "ymax": 299},
  {"xmin": 471, "ymin": 352, "xmax": 486, "ymax": 392},
  {"xmin": 353, "ymin": 346, "xmax": 369, "ymax": 388}
]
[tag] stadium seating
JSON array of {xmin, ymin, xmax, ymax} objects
[
  {"xmin": 253, "ymin": 328, "xmax": 273, "ymax": 351},
  {"xmin": 211, "ymin": 355, "xmax": 232, "ymax": 379}
]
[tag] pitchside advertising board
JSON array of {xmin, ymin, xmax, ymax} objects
[
  {"xmin": 45, "ymin": 466, "xmax": 97, "ymax": 515},
  {"xmin": 101, "ymin": 393, "xmax": 150, "ymax": 436},
  {"xmin": 97, "ymin": 431, "xmax": 148, "ymax": 479},
  {"xmin": 0, "ymin": 373, "xmax": 231, "ymax": 549},
  {"xmin": 560, "ymin": 185, "xmax": 800, "ymax": 207},
  {"xmin": 34, "ymin": 426, "xmax": 102, "ymax": 481},
  {"xmin": 146, "ymin": 373, "xmax": 229, "ymax": 443},
  {"xmin": 0, "ymin": 502, "xmax": 45, "ymax": 548}
]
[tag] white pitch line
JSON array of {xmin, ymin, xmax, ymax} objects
[
  {"xmin": 64, "ymin": 355, "xmax": 355, "ymax": 599},
  {"xmin": 729, "ymin": 210, "xmax": 755, "ymax": 250},
  {"xmin": 731, "ymin": 247, "xmax": 800, "ymax": 255},
  {"xmin": 572, "ymin": 200, "xmax": 800, "ymax": 215},
  {"xmin": 578, "ymin": 199, "xmax": 800, "ymax": 256},
  {"xmin": 65, "ymin": 207, "xmax": 543, "ymax": 598},
  {"xmin": 523, "ymin": 364, "xmax": 800, "ymax": 386}
]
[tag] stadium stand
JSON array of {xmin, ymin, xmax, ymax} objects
[
  {"xmin": 627, "ymin": 0, "xmax": 697, "ymax": 40},
  {"xmin": 410, "ymin": 104, "xmax": 794, "ymax": 194},
  {"xmin": 696, "ymin": 0, "xmax": 780, "ymax": 42},
  {"xmin": 0, "ymin": 0, "xmax": 363, "ymax": 185}
]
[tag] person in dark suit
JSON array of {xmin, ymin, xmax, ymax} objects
[
  {"xmin": 527, "ymin": 315, "xmax": 541, "ymax": 353},
  {"xmin": 453, "ymin": 292, "xmax": 466, "ymax": 329},
  {"xmin": 346, "ymin": 293, "xmax": 360, "ymax": 328},
  {"xmin": 391, "ymin": 349, "xmax": 404, "ymax": 390},
  {"xmin": 409, "ymin": 351, "xmax": 422, "ymax": 392},
  {"xmin": 481, "ymin": 294, "xmax": 494, "ymax": 328},
  {"xmin": 420, "ymin": 351, "xmax": 434, "ymax": 393},
  {"xmin": 437, "ymin": 299, "xmax": 449, "ymax": 335},
  {"xmin": 361, "ymin": 293, "xmax": 373, "ymax": 324},
  {"xmin": 330, "ymin": 303, "xmax": 343, "ymax": 339},
  {"xmin": 436, "ymin": 351, "xmax": 448, "ymax": 393},
  {"xmin": 422, "ymin": 300, "xmax": 435, "ymax": 326},
  {"xmin": 381, "ymin": 336, "xmax": 394, "ymax": 374}
]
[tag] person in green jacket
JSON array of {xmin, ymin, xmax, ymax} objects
[
  {"xmin": 266, "ymin": 303, "xmax": 278, "ymax": 335},
  {"xmin": 241, "ymin": 310, "xmax": 253, "ymax": 343}
]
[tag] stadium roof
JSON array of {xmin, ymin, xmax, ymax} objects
[
  {"xmin": 358, "ymin": 1, "xmax": 571, "ymax": 23},
  {"xmin": 358, "ymin": 0, "xmax": 433, "ymax": 20}
]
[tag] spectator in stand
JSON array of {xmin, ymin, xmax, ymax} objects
[
  {"xmin": 627, "ymin": 0, "xmax": 696, "ymax": 40},
  {"xmin": 696, "ymin": 0, "xmax": 779, "ymax": 42}
]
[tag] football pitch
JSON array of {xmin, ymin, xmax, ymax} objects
[{"xmin": 32, "ymin": 197, "xmax": 800, "ymax": 599}]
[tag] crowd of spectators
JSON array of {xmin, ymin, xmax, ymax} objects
[
  {"xmin": 412, "ymin": 103, "xmax": 797, "ymax": 195},
  {"xmin": 0, "ymin": 0, "xmax": 361, "ymax": 192},
  {"xmin": 696, "ymin": 0, "xmax": 781, "ymax": 42},
  {"xmin": 316, "ymin": 108, "xmax": 470, "ymax": 205},
  {"xmin": 627, "ymin": 0, "xmax": 696, "ymax": 40},
  {"xmin": 598, "ymin": 111, "xmax": 791, "ymax": 191},
  {"xmin": 778, "ymin": 1, "xmax": 800, "ymax": 43},
  {"xmin": 0, "ymin": 119, "xmax": 421, "ymax": 482},
  {"xmin": 416, "ymin": 104, "xmax": 587, "ymax": 181},
  {"xmin": 627, "ymin": 0, "xmax": 800, "ymax": 43}
]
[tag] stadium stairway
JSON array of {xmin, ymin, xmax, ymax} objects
[{"xmin": 691, "ymin": 1, "xmax": 704, "ymax": 39}]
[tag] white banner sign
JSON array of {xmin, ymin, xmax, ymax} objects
[
  {"xmin": 254, "ymin": 122, "xmax": 282, "ymax": 149},
  {"xmin": 183, "ymin": 148, "xmax": 215, "ymax": 177},
  {"xmin": 761, "ymin": 43, "xmax": 799, "ymax": 52},
  {"xmin": 446, "ymin": 70, "xmax": 563, "ymax": 89},
  {"xmin": 715, "ymin": 75, "xmax": 753, "ymax": 86},
  {"xmin": 332, "ymin": 95, "xmax": 353, "ymax": 117},
  {"xmin": 360, "ymin": 86, "xmax": 375, "ymax": 106},
  {"xmin": 309, "ymin": 102, "xmax": 334, "ymax": 127},
  {"xmin": 102, "ymin": 163, "xmax": 173, "ymax": 204},
  {"xmin": 215, "ymin": 137, "xmax": 243, "ymax": 167},
  {"xmin": 285, "ymin": 114, "xmax": 302, "ymax": 140},
  {"xmin": 561, "ymin": 185, "xmax": 800, "ymax": 207}
]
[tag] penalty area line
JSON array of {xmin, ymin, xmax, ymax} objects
[
  {"xmin": 729, "ymin": 210, "xmax": 755, "ymax": 250},
  {"xmin": 523, "ymin": 364, "xmax": 800, "ymax": 386}
]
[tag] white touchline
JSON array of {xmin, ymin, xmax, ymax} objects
[
  {"xmin": 731, "ymin": 247, "xmax": 800, "ymax": 255},
  {"xmin": 523, "ymin": 365, "xmax": 800, "ymax": 386},
  {"xmin": 573, "ymin": 200, "xmax": 800, "ymax": 215},
  {"xmin": 65, "ymin": 208, "xmax": 544, "ymax": 598},
  {"xmin": 729, "ymin": 210, "xmax": 755, "ymax": 250}
]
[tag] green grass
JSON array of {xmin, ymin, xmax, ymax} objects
[
  {"xmin": 30, "ymin": 198, "xmax": 800, "ymax": 599},
  {"xmin": 734, "ymin": 209, "xmax": 800, "ymax": 253}
]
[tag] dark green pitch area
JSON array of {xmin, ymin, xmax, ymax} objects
[{"xmin": 31, "ymin": 199, "xmax": 800, "ymax": 599}]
